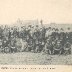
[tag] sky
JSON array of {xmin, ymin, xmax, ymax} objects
[{"xmin": 0, "ymin": 0, "xmax": 72, "ymax": 25}]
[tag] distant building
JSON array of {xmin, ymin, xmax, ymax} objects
[{"xmin": 16, "ymin": 19, "xmax": 39, "ymax": 27}]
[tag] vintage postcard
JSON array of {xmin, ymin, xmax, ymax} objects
[{"xmin": 0, "ymin": 0, "xmax": 72, "ymax": 72}]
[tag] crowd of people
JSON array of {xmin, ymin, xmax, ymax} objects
[{"xmin": 0, "ymin": 24, "xmax": 71, "ymax": 55}]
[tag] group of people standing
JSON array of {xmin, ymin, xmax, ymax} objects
[{"xmin": 0, "ymin": 24, "xmax": 71, "ymax": 55}]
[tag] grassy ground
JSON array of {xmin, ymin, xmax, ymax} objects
[{"xmin": 0, "ymin": 52, "xmax": 72, "ymax": 65}]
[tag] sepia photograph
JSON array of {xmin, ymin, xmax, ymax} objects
[
  {"xmin": 0, "ymin": 0, "xmax": 72, "ymax": 72},
  {"xmin": 0, "ymin": 0, "xmax": 72, "ymax": 65}
]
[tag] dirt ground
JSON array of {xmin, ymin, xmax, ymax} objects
[{"xmin": 0, "ymin": 52, "xmax": 72, "ymax": 65}]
